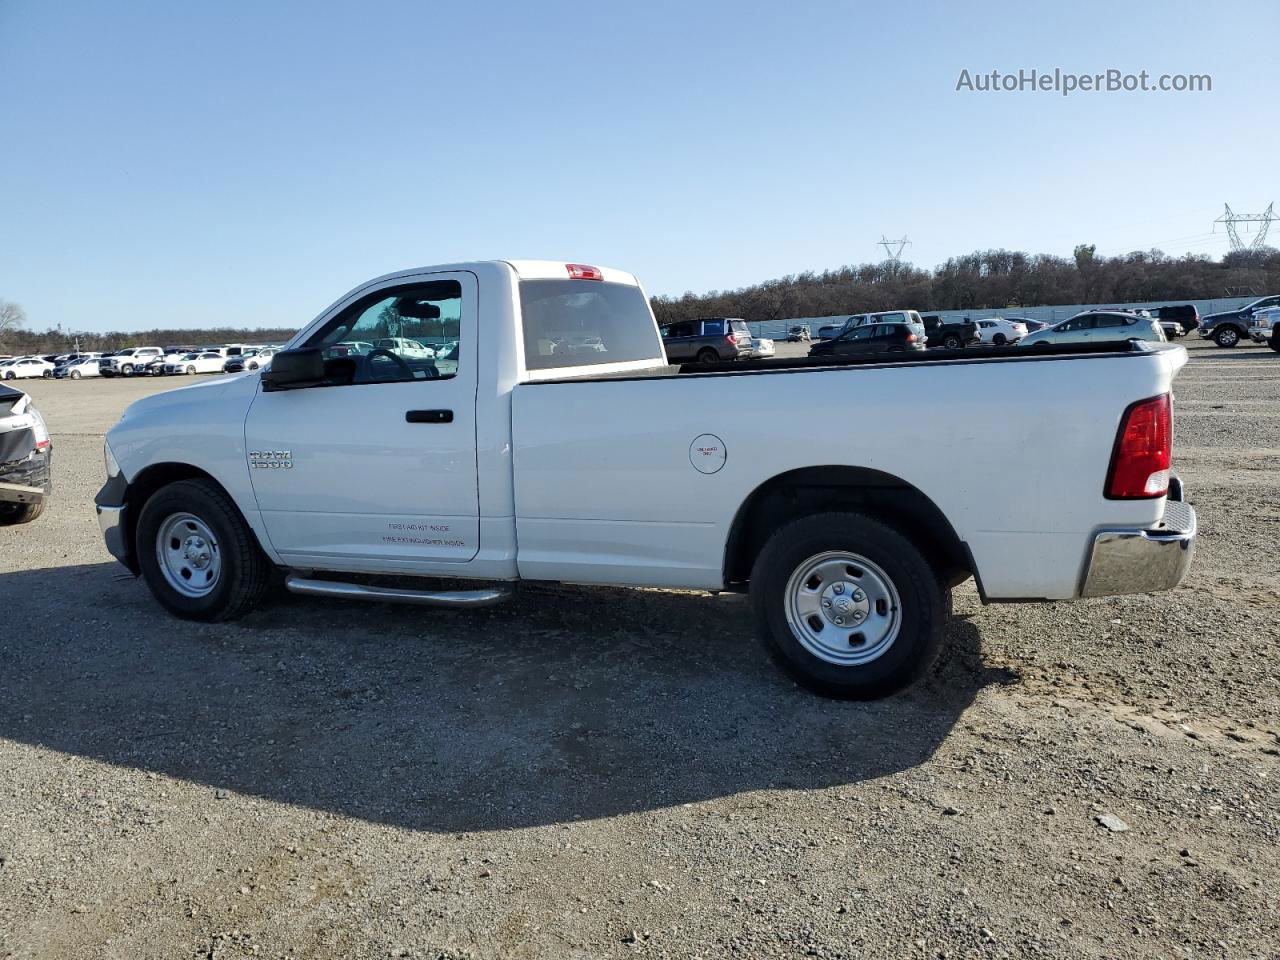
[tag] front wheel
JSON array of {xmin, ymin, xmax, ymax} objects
[
  {"xmin": 750, "ymin": 512, "xmax": 947, "ymax": 699},
  {"xmin": 70, "ymin": 370, "xmax": 81, "ymax": 379},
  {"xmin": 1270, "ymin": 334, "xmax": 1280, "ymax": 353},
  {"xmin": 1214, "ymin": 326, "xmax": 1240, "ymax": 348},
  {"xmin": 942, "ymin": 334, "xmax": 962, "ymax": 350},
  {"xmin": 136, "ymin": 478, "xmax": 271, "ymax": 622},
  {"xmin": 186, "ymin": 365, "xmax": 195, "ymax": 374}
]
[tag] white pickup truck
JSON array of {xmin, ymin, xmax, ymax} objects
[{"xmin": 97, "ymin": 260, "xmax": 1196, "ymax": 698}]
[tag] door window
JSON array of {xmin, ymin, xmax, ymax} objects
[
  {"xmin": 701, "ymin": 319, "xmax": 724, "ymax": 336},
  {"xmin": 305, "ymin": 280, "xmax": 462, "ymax": 384},
  {"xmin": 843, "ymin": 325, "xmax": 877, "ymax": 341},
  {"xmin": 1094, "ymin": 313, "xmax": 1132, "ymax": 328}
]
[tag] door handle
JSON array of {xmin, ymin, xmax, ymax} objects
[{"xmin": 406, "ymin": 409, "xmax": 453, "ymax": 424}]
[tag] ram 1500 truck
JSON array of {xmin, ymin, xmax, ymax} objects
[{"xmin": 96, "ymin": 260, "xmax": 1197, "ymax": 699}]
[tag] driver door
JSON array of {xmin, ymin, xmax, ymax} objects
[{"xmin": 244, "ymin": 272, "xmax": 480, "ymax": 571}]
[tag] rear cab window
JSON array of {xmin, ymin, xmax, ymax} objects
[{"xmin": 519, "ymin": 275, "xmax": 664, "ymax": 377}]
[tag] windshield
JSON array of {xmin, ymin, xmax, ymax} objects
[{"xmin": 519, "ymin": 279, "xmax": 662, "ymax": 370}]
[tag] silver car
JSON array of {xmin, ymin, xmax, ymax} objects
[{"xmin": 1019, "ymin": 311, "xmax": 1166, "ymax": 348}]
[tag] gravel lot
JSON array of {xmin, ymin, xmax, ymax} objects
[{"xmin": 2, "ymin": 339, "xmax": 1277, "ymax": 959}]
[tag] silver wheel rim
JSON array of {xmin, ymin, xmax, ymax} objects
[
  {"xmin": 784, "ymin": 551, "xmax": 902, "ymax": 666},
  {"xmin": 156, "ymin": 513, "xmax": 222, "ymax": 598},
  {"xmin": 1220, "ymin": 329, "xmax": 1237, "ymax": 345}
]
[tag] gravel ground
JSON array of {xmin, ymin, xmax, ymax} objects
[{"xmin": 1, "ymin": 339, "xmax": 1277, "ymax": 959}]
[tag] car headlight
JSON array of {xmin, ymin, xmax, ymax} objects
[{"xmin": 104, "ymin": 440, "xmax": 121, "ymax": 479}]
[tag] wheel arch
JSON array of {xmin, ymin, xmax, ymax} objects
[
  {"xmin": 122, "ymin": 463, "xmax": 266, "ymax": 574},
  {"xmin": 723, "ymin": 465, "xmax": 976, "ymax": 591}
]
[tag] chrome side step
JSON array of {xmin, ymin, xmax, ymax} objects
[{"xmin": 284, "ymin": 574, "xmax": 512, "ymax": 608}]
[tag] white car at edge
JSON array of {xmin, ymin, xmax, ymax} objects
[
  {"xmin": 974, "ymin": 318, "xmax": 1028, "ymax": 346},
  {"xmin": 96, "ymin": 259, "xmax": 1197, "ymax": 701},
  {"xmin": 1, "ymin": 357, "xmax": 55, "ymax": 380}
]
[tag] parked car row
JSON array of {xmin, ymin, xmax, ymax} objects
[
  {"xmin": 0, "ymin": 344, "xmax": 285, "ymax": 381},
  {"xmin": 654, "ymin": 299, "xmax": 1234, "ymax": 366}
]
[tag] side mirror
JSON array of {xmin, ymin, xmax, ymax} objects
[{"xmin": 261, "ymin": 348, "xmax": 325, "ymax": 391}]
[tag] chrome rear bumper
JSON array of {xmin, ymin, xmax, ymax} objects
[{"xmin": 1080, "ymin": 478, "xmax": 1196, "ymax": 598}]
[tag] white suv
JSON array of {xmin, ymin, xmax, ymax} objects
[{"xmin": 102, "ymin": 347, "xmax": 163, "ymax": 377}]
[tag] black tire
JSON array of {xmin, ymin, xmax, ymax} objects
[
  {"xmin": 136, "ymin": 478, "xmax": 270, "ymax": 622},
  {"xmin": 942, "ymin": 334, "xmax": 963, "ymax": 350},
  {"xmin": 750, "ymin": 511, "xmax": 947, "ymax": 700},
  {"xmin": 1270, "ymin": 335, "xmax": 1280, "ymax": 353},
  {"xmin": 1214, "ymin": 326, "xmax": 1240, "ymax": 348},
  {"xmin": 992, "ymin": 333, "xmax": 1008, "ymax": 346},
  {"xmin": 696, "ymin": 348, "xmax": 719, "ymax": 366},
  {"xmin": 0, "ymin": 500, "xmax": 44, "ymax": 525}
]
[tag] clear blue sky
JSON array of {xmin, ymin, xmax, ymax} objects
[{"xmin": 1, "ymin": 0, "xmax": 1275, "ymax": 333}]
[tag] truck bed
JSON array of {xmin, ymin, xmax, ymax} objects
[{"xmin": 511, "ymin": 339, "xmax": 1188, "ymax": 598}]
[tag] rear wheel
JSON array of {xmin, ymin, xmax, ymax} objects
[
  {"xmin": 992, "ymin": 333, "xmax": 1008, "ymax": 346},
  {"xmin": 1214, "ymin": 326, "xmax": 1240, "ymax": 348},
  {"xmin": 942, "ymin": 334, "xmax": 962, "ymax": 350},
  {"xmin": 750, "ymin": 512, "xmax": 947, "ymax": 699},
  {"xmin": 136, "ymin": 478, "xmax": 270, "ymax": 622},
  {"xmin": 696, "ymin": 348, "xmax": 719, "ymax": 366}
]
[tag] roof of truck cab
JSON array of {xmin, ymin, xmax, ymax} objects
[{"xmin": 352, "ymin": 260, "xmax": 641, "ymax": 289}]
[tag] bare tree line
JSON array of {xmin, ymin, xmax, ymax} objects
[{"xmin": 651, "ymin": 246, "xmax": 1280, "ymax": 324}]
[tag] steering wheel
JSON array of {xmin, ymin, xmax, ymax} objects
[{"xmin": 364, "ymin": 348, "xmax": 414, "ymax": 381}]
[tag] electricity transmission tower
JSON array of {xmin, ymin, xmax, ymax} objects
[
  {"xmin": 877, "ymin": 235, "xmax": 911, "ymax": 264},
  {"xmin": 1214, "ymin": 203, "xmax": 1276, "ymax": 252}
]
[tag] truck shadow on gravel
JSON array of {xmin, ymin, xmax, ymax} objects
[{"xmin": 0, "ymin": 563, "xmax": 1015, "ymax": 832}]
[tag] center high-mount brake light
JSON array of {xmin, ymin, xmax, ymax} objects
[
  {"xmin": 1105, "ymin": 393, "xmax": 1172, "ymax": 499},
  {"xmin": 565, "ymin": 263, "xmax": 604, "ymax": 281}
]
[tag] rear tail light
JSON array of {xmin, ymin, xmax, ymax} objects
[
  {"xmin": 725, "ymin": 335, "xmax": 737, "ymax": 346},
  {"xmin": 1105, "ymin": 394, "xmax": 1172, "ymax": 499},
  {"xmin": 905, "ymin": 333, "xmax": 917, "ymax": 343},
  {"xmin": 565, "ymin": 263, "xmax": 604, "ymax": 281}
]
